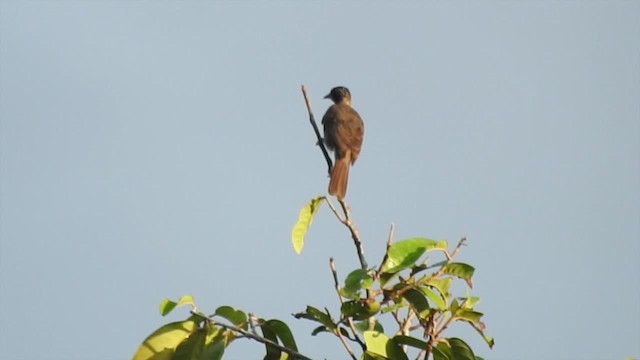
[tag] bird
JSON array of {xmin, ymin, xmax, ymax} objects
[{"xmin": 322, "ymin": 86, "xmax": 365, "ymax": 199}]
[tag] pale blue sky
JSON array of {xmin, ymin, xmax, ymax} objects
[{"xmin": 1, "ymin": 2, "xmax": 638, "ymax": 359}]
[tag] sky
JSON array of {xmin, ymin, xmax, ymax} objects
[{"xmin": 1, "ymin": 1, "xmax": 639, "ymax": 359}]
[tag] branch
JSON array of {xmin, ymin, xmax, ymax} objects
[
  {"xmin": 445, "ymin": 237, "xmax": 467, "ymax": 261},
  {"xmin": 329, "ymin": 258, "xmax": 362, "ymax": 359},
  {"xmin": 301, "ymin": 85, "xmax": 333, "ymax": 175},
  {"xmin": 208, "ymin": 318, "xmax": 314, "ymax": 360},
  {"xmin": 325, "ymin": 197, "xmax": 368, "ymax": 270},
  {"xmin": 376, "ymin": 223, "xmax": 395, "ymax": 277}
]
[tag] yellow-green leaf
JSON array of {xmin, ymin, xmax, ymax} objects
[
  {"xmin": 382, "ymin": 238, "xmax": 447, "ymax": 273},
  {"xmin": 363, "ymin": 331, "xmax": 407, "ymax": 360},
  {"xmin": 159, "ymin": 295, "xmax": 195, "ymax": 316},
  {"xmin": 131, "ymin": 320, "xmax": 197, "ymax": 360},
  {"xmin": 291, "ymin": 196, "xmax": 324, "ymax": 254},
  {"xmin": 363, "ymin": 331, "xmax": 390, "ymax": 358}
]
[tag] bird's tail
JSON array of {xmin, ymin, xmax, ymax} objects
[{"xmin": 329, "ymin": 156, "xmax": 350, "ymax": 199}]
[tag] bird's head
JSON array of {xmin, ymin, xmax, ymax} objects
[{"xmin": 324, "ymin": 86, "xmax": 352, "ymax": 105}]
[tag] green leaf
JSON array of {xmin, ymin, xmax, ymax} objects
[
  {"xmin": 172, "ymin": 327, "xmax": 206, "ymax": 360},
  {"xmin": 393, "ymin": 335, "xmax": 427, "ymax": 350},
  {"xmin": 460, "ymin": 295, "xmax": 480, "ymax": 308},
  {"xmin": 362, "ymin": 331, "xmax": 408, "ymax": 360},
  {"xmin": 362, "ymin": 352, "xmax": 389, "ymax": 360},
  {"xmin": 131, "ymin": 320, "xmax": 197, "ymax": 360},
  {"xmin": 443, "ymin": 263, "xmax": 475, "ymax": 286},
  {"xmin": 380, "ymin": 302, "xmax": 404, "ymax": 314},
  {"xmin": 402, "ymin": 288, "xmax": 430, "ymax": 317},
  {"xmin": 363, "ymin": 331, "xmax": 390, "ymax": 358},
  {"xmin": 159, "ymin": 299, "xmax": 177, "ymax": 316},
  {"xmin": 421, "ymin": 287, "xmax": 447, "ymax": 311},
  {"xmin": 177, "ymin": 295, "xmax": 195, "ymax": 306},
  {"xmin": 448, "ymin": 337, "xmax": 477, "ymax": 360},
  {"xmin": 353, "ymin": 320, "xmax": 384, "ymax": 334},
  {"xmin": 379, "ymin": 271, "xmax": 399, "ymax": 287},
  {"xmin": 341, "ymin": 299, "xmax": 380, "ymax": 320},
  {"xmin": 200, "ymin": 339, "xmax": 224, "ymax": 360},
  {"xmin": 260, "ymin": 321, "xmax": 281, "ymax": 360},
  {"xmin": 422, "ymin": 277, "xmax": 452, "ymax": 298},
  {"xmin": 468, "ymin": 321, "xmax": 495, "ymax": 348},
  {"xmin": 382, "ymin": 238, "xmax": 447, "ymax": 273},
  {"xmin": 310, "ymin": 325, "xmax": 329, "ymax": 336},
  {"xmin": 293, "ymin": 306, "xmax": 336, "ymax": 331},
  {"xmin": 159, "ymin": 295, "xmax": 196, "ymax": 316},
  {"xmin": 457, "ymin": 310, "xmax": 483, "ymax": 323},
  {"xmin": 262, "ymin": 319, "xmax": 298, "ymax": 352},
  {"xmin": 433, "ymin": 342, "xmax": 452, "ymax": 360},
  {"xmin": 341, "ymin": 269, "xmax": 373, "ymax": 299},
  {"xmin": 291, "ymin": 196, "xmax": 324, "ymax": 254},
  {"xmin": 214, "ymin": 306, "xmax": 247, "ymax": 328},
  {"xmin": 434, "ymin": 338, "xmax": 478, "ymax": 360}
]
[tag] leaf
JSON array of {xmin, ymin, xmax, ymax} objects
[
  {"xmin": 172, "ymin": 327, "xmax": 206, "ymax": 360},
  {"xmin": 341, "ymin": 269, "xmax": 373, "ymax": 299},
  {"xmin": 468, "ymin": 321, "xmax": 495, "ymax": 348},
  {"xmin": 262, "ymin": 319, "xmax": 298, "ymax": 352},
  {"xmin": 379, "ymin": 271, "xmax": 399, "ymax": 287},
  {"xmin": 457, "ymin": 310, "xmax": 483, "ymax": 323},
  {"xmin": 422, "ymin": 277, "xmax": 452, "ymax": 298},
  {"xmin": 260, "ymin": 321, "xmax": 281, "ymax": 360},
  {"xmin": 214, "ymin": 306, "xmax": 247, "ymax": 328},
  {"xmin": 382, "ymin": 238, "xmax": 446, "ymax": 274},
  {"xmin": 159, "ymin": 299, "xmax": 177, "ymax": 316},
  {"xmin": 443, "ymin": 263, "xmax": 475, "ymax": 286},
  {"xmin": 353, "ymin": 320, "xmax": 384, "ymax": 334},
  {"xmin": 433, "ymin": 342, "xmax": 452, "ymax": 360},
  {"xmin": 401, "ymin": 289, "xmax": 430, "ymax": 317},
  {"xmin": 291, "ymin": 196, "xmax": 324, "ymax": 254},
  {"xmin": 363, "ymin": 331, "xmax": 390, "ymax": 358},
  {"xmin": 362, "ymin": 352, "xmax": 389, "ymax": 360},
  {"xmin": 159, "ymin": 295, "xmax": 195, "ymax": 316},
  {"xmin": 293, "ymin": 306, "xmax": 336, "ymax": 331},
  {"xmin": 460, "ymin": 295, "xmax": 480, "ymax": 308},
  {"xmin": 362, "ymin": 331, "xmax": 408, "ymax": 360},
  {"xmin": 205, "ymin": 325, "xmax": 234, "ymax": 349},
  {"xmin": 341, "ymin": 299, "xmax": 380, "ymax": 320},
  {"xmin": 448, "ymin": 337, "xmax": 477, "ymax": 360},
  {"xmin": 131, "ymin": 320, "xmax": 197, "ymax": 360},
  {"xmin": 434, "ymin": 338, "xmax": 478, "ymax": 360},
  {"xmin": 393, "ymin": 335, "xmax": 427, "ymax": 350},
  {"xmin": 310, "ymin": 325, "xmax": 328, "ymax": 336},
  {"xmin": 420, "ymin": 287, "xmax": 447, "ymax": 311},
  {"xmin": 380, "ymin": 302, "xmax": 404, "ymax": 314},
  {"xmin": 200, "ymin": 339, "xmax": 225, "ymax": 360}
]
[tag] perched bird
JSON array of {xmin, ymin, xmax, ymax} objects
[{"xmin": 322, "ymin": 86, "xmax": 365, "ymax": 199}]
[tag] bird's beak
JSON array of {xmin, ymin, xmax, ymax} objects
[{"xmin": 324, "ymin": 93, "xmax": 330, "ymax": 99}]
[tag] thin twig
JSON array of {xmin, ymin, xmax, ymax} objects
[
  {"xmin": 301, "ymin": 85, "xmax": 333, "ymax": 175},
  {"xmin": 325, "ymin": 196, "xmax": 346, "ymax": 222},
  {"xmin": 445, "ymin": 237, "xmax": 467, "ymax": 261},
  {"xmin": 248, "ymin": 313, "xmax": 258, "ymax": 335},
  {"xmin": 424, "ymin": 311, "xmax": 437, "ymax": 360},
  {"xmin": 435, "ymin": 299, "xmax": 467, "ymax": 337},
  {"xmin": 324, "ymin": 197, "xmax": 368, "ymax": 270},
  {"xmin": 429, "ymin": 237, "xmax": 468, "ymax": 280},
  {"xmin": 376, "ymin": 223, "xmax": 395, "ymax": 277},
  {"xmin": 329, "ymin": 258, "xmax": 363, "ymax": 357},
  {"xmin": 208, "ymin": 318, "xmax": 313, "ymax": 360},
  {"xmin": 338, "ymin": 198, "xmax": 368, "ymax": 270}
]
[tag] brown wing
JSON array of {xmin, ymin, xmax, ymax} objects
[
  {"xmin": 334, "ymin": 105, "xmax": 364, "ymax": 164},
  {"xmin": 322, "ymin": 104, "xmax": 339, "ymax": 151}
]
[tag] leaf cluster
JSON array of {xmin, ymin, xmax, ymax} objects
[{"xmin": 132, "ymin": 198, "xmax": 494, "ymax": 360}]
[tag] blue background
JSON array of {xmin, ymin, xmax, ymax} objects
[{"xmin": 1, "ymin": 2, "xmax": 638, "ymax": 359}]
